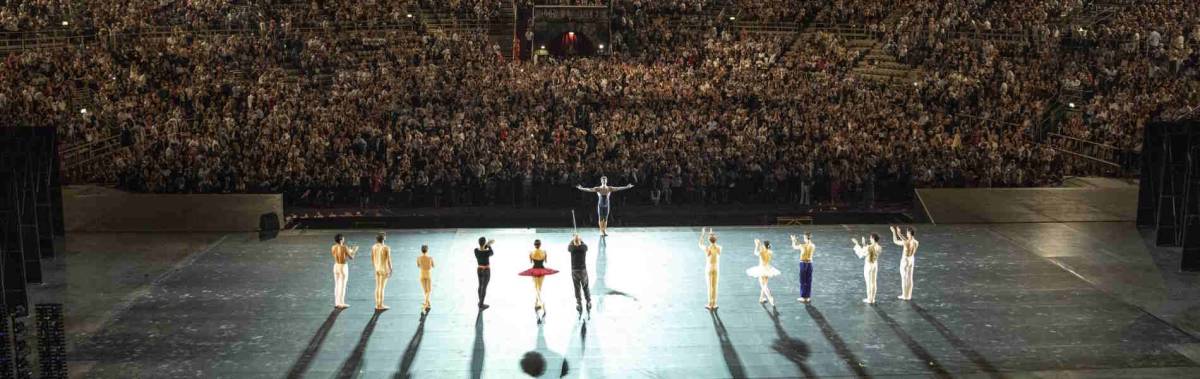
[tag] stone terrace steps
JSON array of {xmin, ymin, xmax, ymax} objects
[{"xmin": 851, "ymin": 44, "xmax": 915, "ymax": 84}]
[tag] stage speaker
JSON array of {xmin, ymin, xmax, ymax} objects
[
  {"xmin": 259, "ymin": 212, "xmax": 280, "ymax": 241},
  {"xmin": 1182, "ymin": 140, "xmax": 1200, "ymax": 272},
  {"xmin": 259, "ymin": 213, "xmax": 280, "ymax": 232},
  {"xmin": 1183, "ymin": 216, "xmax": 1200, "ymax": 271},
  {"xmin": 1137, "ymin": 123, "xmax": 1162, "ymax": 227}
]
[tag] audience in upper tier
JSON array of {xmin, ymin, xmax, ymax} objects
[{"xmin": 1, "ymin": 1, "xmax": 1197, "ymax": 207}]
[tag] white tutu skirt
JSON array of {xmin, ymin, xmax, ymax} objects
[{"xmin": 745, "ymin": 265, "xmax": 781, "ymax": 278}]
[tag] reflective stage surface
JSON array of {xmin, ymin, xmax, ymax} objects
[{"xmin": 68, "ymin": 225, "xmax": 1200, "ymax": 378}]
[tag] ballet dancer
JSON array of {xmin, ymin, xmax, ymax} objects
[
  {"xmin": 371, "ymin": 233, "xmax": 393, "ymax": 310},
  {"xmin": 567, "ymin": 234, "xmax": 592, "ymax": 312},
  {"xmin": 575, "ymin": 176, "xmax": 634, "ymax": 236},
  {"xmin": 852, "ymin": 234, "xmax": 882, "ymax": 304},
  {"xmin": 416, "ymin": 245, "xmax": 435, "ymax": 313},
  {"xmin": 790, "ymin": 232, "xmax": 816, "ymax": 303},
  {"xmin": 474, "ymin": 237, "xmax": 496, "ymax": 309},
  {"xmin": 518, "ymin": 240, "xmax": 559, "ymax": 316},
  {"xmin": 891, "ymin": 226, "xmax": 919, "ymax": 300},
  {"xmin": 330, "ymin": 234, "xmax": 358, "ymax": 309},
  {"xmin": 699, "ymin": 227, "xmax": 721, "ymax": 310},
  {"xmin": 745, "ymin": 239, "xmax": 781, "ymax": 306}
]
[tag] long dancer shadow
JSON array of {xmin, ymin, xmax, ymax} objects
[
  {"xmin": 909, "ymin": 303, "xmax": 1002, "ymax": 378},
  {"xmin": 337, "ymin": 310, "xmax": 383, "ymax": 379},
  {"xmin": 762, "ymin": 304, "xmax": 816, "ymax": 378},
  {"xmin": 395, "ymin": 312, "xmax": 429, "ymax": 378},
  {"xmin": 871, "ymin": 307, "xmax": 952, "ymax": 378},
  {"xmin": 594, "ymin": 237, "xmax": 609, "ymax": 309},
  {"xmin": 469, "ymin": 311, "xmax": 484, "ymax": 379},
  {"xmin": 594, "ymin": 238, "xmax": 636, "ymax": 304},
  {"xmin": 709, "ymin": 310, "xmax": 747, "ymax": 379},
  {"xmin": 285, "ymin": 308, "xmax": 343, "ymax": 379},
  {"xmin": 558, "ymin": 315, "xmax": 589, "ymax": 377},
  {"xmin": 805, "ymin": 305, "xmax": 871, "ymax": 378}
]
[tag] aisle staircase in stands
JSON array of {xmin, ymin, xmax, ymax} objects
[
  {"xmin": 851, "ymin": 41, "xmax": 915, "ymax": 84},
  {"xmin": 415, "ymin": 2, "xmax": 514, "ymax": 61}
]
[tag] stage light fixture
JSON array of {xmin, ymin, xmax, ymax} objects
[
  {"xmin": 730, "ymin": 17, "xmax": 736, "ymax": 21},
  {"xmin": 61, "ymin": 21, "xmax": 69, "ymax": 26},
  {"xmin": 1069, "ymin": 102, "xmax": 1076, "ymax": 108},
  {"xmin": 599, "ymin": 44, "xmax": 605, "ymax": 50},
  {"xmin": 407, "ymin": 14, "xmax": 413, "ymax": 18},
  {"xmin": 79, "ymin": 108, "xmax": 87, "ymax": 114}
]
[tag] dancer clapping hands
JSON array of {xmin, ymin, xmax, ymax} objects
[{"xmin": 745, "ymin": 239, "xmax": 781, "ymax": 306}]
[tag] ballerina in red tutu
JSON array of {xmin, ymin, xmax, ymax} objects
[{"xmin": 519, "ymin": 239, "xmax": 559, "ymax": 311}]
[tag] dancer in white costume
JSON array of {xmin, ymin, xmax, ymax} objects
[
  {"xmin": 576, "ymin": 176, "xmax": 634, "ymax": 236},
  {"xmin": 852, "ymin": 234, "xmax": 882, "ymax": 304},
  {"xmin": 745, "ymin": 239, "xmax": 781, "ymax": 306},
  {"xmin": 371, "ymin": 233, "xmax": 393, "ymax": 310},
  {"xmin": 890, "ymin": 226, "xmax": 919, "ymax": 300},
  {"xmin": 699, "ymin": 227, "xmax": 721, "ymax": 310},
  {"xmin": 330, "ymin": 234, "xmax": 359, "ymax": 309}
]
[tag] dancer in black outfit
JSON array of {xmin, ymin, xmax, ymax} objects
[
  {"xmin": 568, "ymin": 234, "xmax": 592, "ymax": 312},
  {"xmin": 474, "ymin": 237, "xmax": 495, "ymax": 309}
]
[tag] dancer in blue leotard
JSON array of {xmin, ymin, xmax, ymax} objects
[{"xmin": 576, "ymin": 176, "xmax": 634, "ymax": 236}]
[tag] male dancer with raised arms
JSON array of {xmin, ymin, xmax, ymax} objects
[
  {"xmin": 568, "ymin": 234, "xmax": 592, "ymax": 312},
  {"xmin": 891, "ymin": 226, "xmax": 919, "ymax": 300},
  {"xmin": 474, "ymin": 237, "xmax": 496, "ymax": 310},
  {"xmin": 576, "ymin": 176, "xmax": 634, "ymax": 236},
  {"xmin": 790, "ymin": 232, "xmax": 816, "ymax": 303},
  {"xmin": 852, "ymin": 234, "xmax": 882, "ymax": 304}
]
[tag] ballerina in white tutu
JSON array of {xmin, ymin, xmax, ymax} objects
[{"xmin": 746, "ymin": 239, "xmax": 781, "ymax": 306}]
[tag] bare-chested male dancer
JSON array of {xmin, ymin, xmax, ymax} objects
[
  {"xmin": 576, "ymin": 176, "xmax": 634, "ymax": 236},
  {"xmin": 891, "ymin": 226, "xmax": 919, "ymax": 300},
  {"xmin": 331, "ymin": 234, "xmax": 359, "ymax": 309},
  {"xmin": 371, "ymin": 233, "xmax": 393, "ymax": 310},
  {"xmin": 417, "ymin": 245, "xmax": 435, "ymax": 313},
  {"xmin": 699, "ymin": 227, "xmax": 722, "ymax": 310},
  {"xmin": 790, "ymin": 232, "xmax": 816, "ymax": 303},
  {"xmin": 852, "ymin": 234, "xmax": 882, "ymax": 304}
]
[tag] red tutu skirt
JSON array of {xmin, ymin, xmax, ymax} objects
[{"xmin": 519, "ymin": 268, "xmax": 559, "ymax": 277}]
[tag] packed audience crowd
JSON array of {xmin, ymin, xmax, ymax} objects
[{"xmin": 2, "ymin": 0, "xmax": 1197, "ymax": 208}]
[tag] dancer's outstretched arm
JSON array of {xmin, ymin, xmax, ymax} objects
[
  {"xmin": 699, "ymin": 228, "xmax": 709, "ymax": 251},
  {"xmin": 790, "ymin": 235, "xmax": 803, "ymax": 250},
  {"xmin": 613, "ymin": 184, "xmax": 635, "ymax": 192},
  {"xmin": 576, "ymin": 185, "xmax": 597, "ymax": 193},
  {"xmin": 852, "ymin": 237, "xmax": 867, "ymax": 259}
]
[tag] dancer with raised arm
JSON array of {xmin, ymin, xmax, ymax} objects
[
  {"xmin": 746, "ymin": 239, "xmax": 781, "ymax": 306},
  {"xmin": 416, "ymin": 245, "xmax": 435, "ymax": 313},
  {"xmin": 519, "ymin": 240, "xmax": 559, "ymax": 322},
  {"xmin": 330, "ymin": 234, "xmax": 358, "ymax": 309},
  {"xmin": 371, "ymin": 233, "xmax": 393, "ymax": 310},
  {"xmin": 576, "ymin": 176, "xmax": 634, "ymax": 236},
  {"xmin": 790, "ymin": 232, "xmax": 816, "ymax": 303},
  {"xmin": 891, "ymin": 226, "xmax": 919, "ymax": 300},
  {"xmin": 852, "ymin": 234, "xmax": 882, "ymax": 304},
  {"xmin": 699, "ymin": 227, "xmax": 722, "ymax": 310},
  {"xmin": 474, "ymin": 237, "xmax": 496, "ymax": 310},
  {"xmin": 568, "ymin": 234, "xmax": 592, "ymax": 312}
]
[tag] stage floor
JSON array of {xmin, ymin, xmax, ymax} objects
[{"xmin": 67, "ymin": 225, "xmax": 1200, "ymax": 378}]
